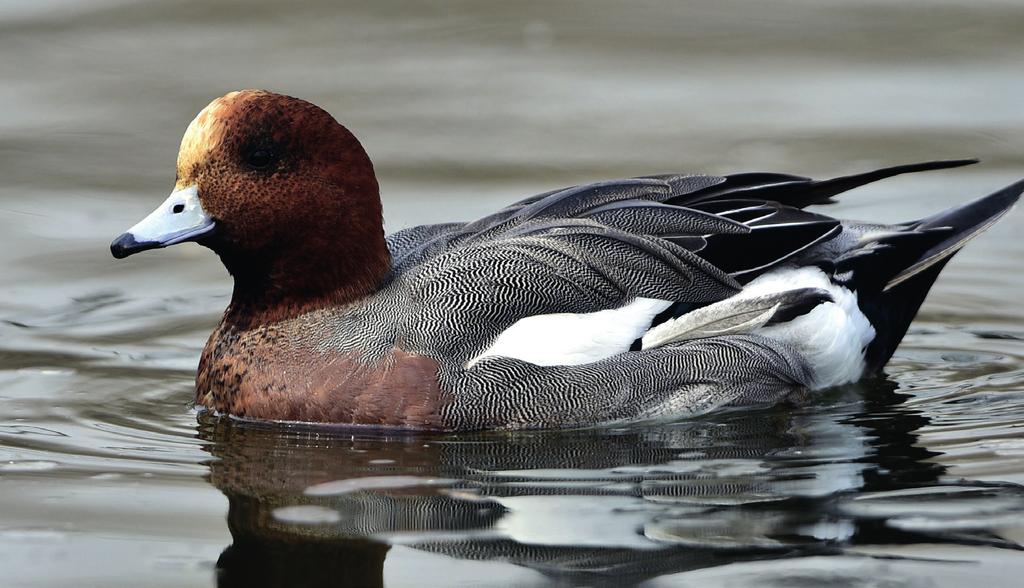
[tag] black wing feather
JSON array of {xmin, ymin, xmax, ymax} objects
[{"xmin": 389, "ymin": 160, "xmax": 980, "ymax": 313}]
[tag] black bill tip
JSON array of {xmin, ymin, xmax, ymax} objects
[{"xmin": 110, "ymin": 232, "xmax": 160, "ymax": 259}]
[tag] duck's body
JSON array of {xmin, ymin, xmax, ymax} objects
[{"xmin": 112, "ymin": 90, "xmax": 1022, "ymax": 431}]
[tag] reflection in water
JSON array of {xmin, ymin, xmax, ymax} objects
[{"xmin": 198, "ymin": 379, "xmax": 1024, "ymax": 587}]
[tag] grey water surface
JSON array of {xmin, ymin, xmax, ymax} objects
[{"xmin": 2, "ymin": 1, "xmax": 1024, "ymax": 586}]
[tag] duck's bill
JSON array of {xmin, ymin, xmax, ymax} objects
[{"xmin": 110, "ymin": 186, "xmax": 216, "ymax": 259}]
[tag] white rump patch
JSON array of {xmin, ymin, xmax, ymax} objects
[
  {"xmin": 465, "ymin": 297, "xmax": 672, "ymax": 368},
  {"xmin": 745, "ymin": 267, "xmax": 875, "ymax": 389}
]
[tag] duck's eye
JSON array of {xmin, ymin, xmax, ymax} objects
[{"xmin": 245, "ymin": 148, "xmax": 276, "ymax": 170}]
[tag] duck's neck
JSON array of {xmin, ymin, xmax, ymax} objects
[{"xmin": 217, "ymin": 228, "xmax": 391, "ymax": 330}]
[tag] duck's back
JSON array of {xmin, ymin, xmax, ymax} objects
[{"xmin": 365, "ymin": 160, "xmax": 1020, "ymax": 430}]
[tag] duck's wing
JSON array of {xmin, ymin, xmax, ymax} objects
[
  {"xmin": 388, "ymin": 177, "xmax": 725, "ymax": 270},
  {"xmin": 660, "ymin": 158, "xmax": 978, "ymax": 281},
  {"xmin": 399, "ymin": 210, "xmax": 742, "ymax": 363},
  {"xmin": 388, "ymin": 159, "xmax": 975, "ymax": 272},
  {"xmin": 394, "ymin": 160, "xmax": 976, "ymax": 362}
]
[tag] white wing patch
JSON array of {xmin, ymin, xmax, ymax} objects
[
  {"xmin": 465, "ymin": 297, "xmax": 672, "ymax": 368},
  {"xmin": 465, "ymin": 267, "xmax": 873, "ymax": 389}
]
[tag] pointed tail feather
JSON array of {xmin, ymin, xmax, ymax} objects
[
  {"xmin": 884, "ymin": 178, "xmax": 1024, "ymax": 291},
  {"xmin": 853, "ymin": 177, "xmax": 1023, "ymax": 371}
]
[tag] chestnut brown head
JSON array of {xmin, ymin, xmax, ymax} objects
[{"xmin": 112, "ymin": 90, "xmax": 391, "ymax": 321}]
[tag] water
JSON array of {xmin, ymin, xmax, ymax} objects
[{"xmin": 1, "ymin": 1, "xmax": 1023, "ymax": 586}]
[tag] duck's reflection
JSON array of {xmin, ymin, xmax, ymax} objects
[{"xmin": 199, "ymin": 379, "xmax": 990, "ymax": 587}]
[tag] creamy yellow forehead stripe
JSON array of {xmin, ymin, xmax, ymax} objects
[{"xmin": 174, "ymin": 91, "xmax": 241, "ymax": 189}]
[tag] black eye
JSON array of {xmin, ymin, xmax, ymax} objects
[{"xmin": 245, "ymin": 148, "xmax": 276, "ymax": 170}]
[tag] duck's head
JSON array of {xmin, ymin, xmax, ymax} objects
[{"xmin": 111, "ymin": 90, "xmax": 390, "ymax": 322}]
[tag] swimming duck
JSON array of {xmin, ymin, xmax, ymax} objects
[{"xmin": 110, "ymin": 90, "xmax": 1021, "ymax": 431}]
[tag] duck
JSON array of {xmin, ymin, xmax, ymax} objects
[{"xmin": 110, "ymin": 90, "xmax": 1022, "ymax": 431}]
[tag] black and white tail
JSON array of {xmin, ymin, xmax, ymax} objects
[{"xmin": 840, "ymin": 178, "xmax": 1024, "ymax": 371}]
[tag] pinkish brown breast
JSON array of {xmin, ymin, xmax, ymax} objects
[{"xmin": 196, "ymin": 322, "xmax": 450, "ymax": 429}]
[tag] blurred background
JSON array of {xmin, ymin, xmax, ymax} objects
[{"xmin": 1, "ymin": 1, "xmax": 1023, "ymax": 586}]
